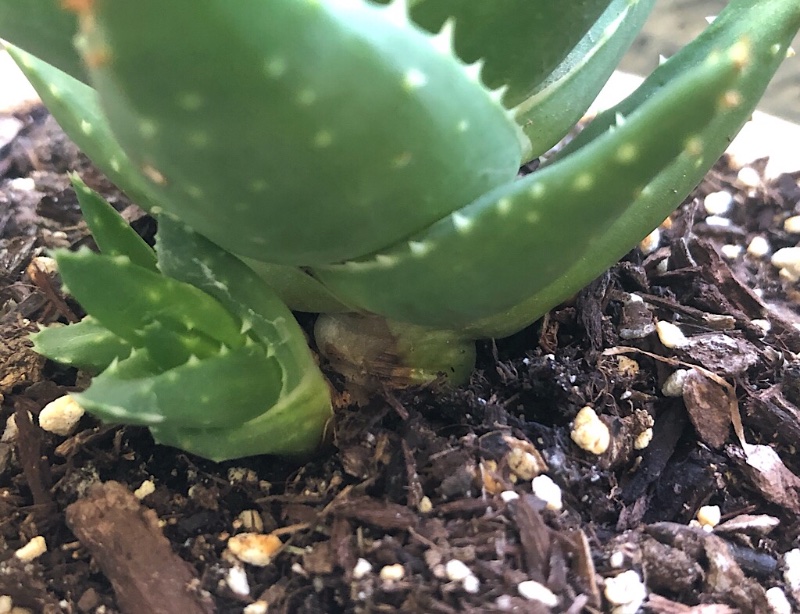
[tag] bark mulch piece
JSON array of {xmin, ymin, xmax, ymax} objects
[
  {"xmin": 2, "ymin": 106, "xmax": 800, "ymax": 613},
  {"xmin": 65, "ymin": 481, "xmax": 216, "ymax": 614}
]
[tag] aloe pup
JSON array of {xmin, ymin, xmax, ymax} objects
[{"xmin": 1, "ymin": 0, "xmax": 798, "ymax": 460}]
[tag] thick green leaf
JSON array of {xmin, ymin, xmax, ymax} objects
[
  {"xmin": 399, "ymin": 0, "xmax": 615, "ymax": 105},
  {"xmin": 55, "ymin": 248, "xmax": 244, "ymax": 350},
  {"xmin": 80, "ymin": 0, "xmax": 524, "ymax": 265},
  {"xmin": 314, "ymin": 42, "xmax": 747, "ymax": 328},
  {"xmin": 31, "ymin": 316, "xmax": 131, "ymax": 372},
  {"xmin": 0, "ymin": 0, "xmax": 88, "ymax": 82},
  {"xmin": 463, "ymin": 0, "xmax": 800, "ymax": 338},
  {"xmin": 70, "ymin": 174, "xmax": 158, "ymax": 271},
  {"xmin": 76, "ymin": 343, "xmax": 283, "ymax": 428},
  {"xmin": 6, "ymin": 46, "xmax": 161, "ymax": 212},
  {"xmin": 513, "ymin": 0, "xmax": 656, "ymax": 157}
]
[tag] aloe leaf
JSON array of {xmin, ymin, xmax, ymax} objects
[
  {"xmin": 5, "ymin": 45, "xmax": 161, "ymax": 212},
  {"xmin": 54, "ymin": 249, "xmax": 244, "ymax": 351},
  {"xmin": 465, "ymin": 0, "xmax": 800, "ymax": 338},
  {"xmin": 77, "ymin": 0, "xmax": 524, "ymax": 265},
  {"xmin": 390, "ymin": 0, "xmax": 615, "ymax": 106},
  {"xmin": 0, "ymin": 0, "xmax": 88, "ymax": 83},
  {"xmin": 148, "ymin": 386, "xmax": 331, "ymax": 462},
  {"xmin": 75, "ymin": 343, "xmax": 282, "ymax": 429},
  {"xmin": 240, "ymin": 258, "xmax": 351, "ymax": 314},
  {"xmin": 69, "ymin": 174, "xmax": 158, "ymax": 271},
  {"xmin": 314, "ymin": 42, "xmax": 746, "ymax": 329},
  {"xmin": 154, "ymin": 216, "xmax": 334, "ymax": 460},
  {"xmin": 155, "ymin": 216, "xmax": 323, "ymax": 392},
  {"xmin": 31, "ymin": 316, "xmax": 131, "ymax": 372},
  {"xmin": 513, "ymin": 0, "xmax": 656, "ymax": 157}
]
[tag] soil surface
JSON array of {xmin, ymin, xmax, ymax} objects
[{"xmin": 2, "ymin": 106, "xmax": 800, "ymax": 614}]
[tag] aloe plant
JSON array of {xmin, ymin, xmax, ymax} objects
[{"xmin": 2, "ymin": 0, "xmax": 798, "ymax": 460}]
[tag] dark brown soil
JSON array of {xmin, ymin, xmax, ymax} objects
[{"xmin": 2, "ymin": 105, "xmax": 800, "ymax": 614}]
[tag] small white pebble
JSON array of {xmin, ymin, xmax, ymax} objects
[
  {"xmin": 766, "ymin": 586, "xmax": 792, "ymax": 614},
  {"xmin": 771, "ymin": 247, "xmax": 800, "ymax": 278},
  {"xmin": 634, "ymin": 428, "xmax": 653, "ymax": 450},
  {"xmin": 227, "ymin": 466, "xmax": 258, "ymax": 485},
  {"xmin": 500, "ymin": 490, "xmax": 520, "ymax": 503},
  {"xmin": 30, "ymin": 256, "xmax": 58, "ymax": 275},
  {"xmin": 737, "ymin": 166, "xmax": 761, "ymax": 188},
  {"xmin": 783, "ymin": 548, "xmax": 800, "ymax": 591},
  {"xmin": 225, "ymin": 565, "xmax": 250, "ymax": 596},
  {"xmin": 720, "ymin": 244, "xmax": 742, "ymax": 260},
  {"xmin": 696, "ymin": 505, "xmax": 721, "ymax": 529},
  {"xmin": 353, "ymin": 558, "xmax": 373, "ymax": 580},
  {"xmin": 380, "ymin": 563, "xmax": 405, "ymax": 582},
  {"xmin": 609, "ymin": 551, "xmax": 626, "ymax": 569},
  {"xmin": 531, "ymin": 475, "xmax": 563, "ymax": 511},
  {"xmin": 784, "ymin": 216, "xmax": 800, "ymax": 234},
  {"xmin": 639, "ymin": 228, "xmax": 661, "ymax": 255},
  {"xmin": 751, "ymin": 319, "xmax": 772, "ymax": 336},
  {"xmin": 779, "ymin": 267, "xmax": 800, "ymax": 283},
  {"xmin": 9, "ymin": 177, "xmax": 36, "ymax": 191},
  {"xmin": 571, "ymin": 407, "xmax": 610, "ymax": 455},
  {"xmin": 662, "ymin": 369, "xmax": 690, "ymax": 397},
  {"xmin": 462, "ymin": 574, "xmax": 480, "ymax": 594},
  {"xmin": 0, "ymin": 596, "xmax": 12, "ymax": 613},
  {"xmin": 243, "ymin": 601, "xmax": 269, "ymax": 614},
  {"xmin": 604, "ymin": 569, "xmax": 646, "ymax": 610},
  {"xmin": 418, "ymin": 496, "xmax": 433, "ymax": 514},
  {"xmin": 495, "ymin": 595, "xmax": 514, "ymax": 610},
  {"xmin": 227, "ymin": 533, "xmax": 282, "ymax": 567},
  {"xmin": 38, "ymin": 395, "xmax": 85, "ymax": 436},
  {"xmin": 133, "ymin": 480, "xmax": 155, "ymax": 500},
  {"xmin": 445, "ymin": 559, "xmax": 472, "ymax": 582},
  {"xmin": 15, "ymin": 536, "xmax": 46, "ymax": 562},
  {"xmin": 705, "ymin": 215, "xmax": 731, "ymax": 227},
  {"xmin": 747, "ymin": 235, "xmax": 771, "ymax": 258},
  {"xmin": 507, "ymin": 448, "xmax": 545, "ymax": 481},
  {"xmin": 517, "ymin": 580, "xmax": 558, "ymax": 606},
  {"xmin": 656, "ymin": 321, "xmax": 688, "ymax": 349},
  {"xmin": 703, "ymin": 190, "xmax": 733, "ymax": 215}
]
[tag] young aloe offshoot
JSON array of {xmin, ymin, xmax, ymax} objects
[{"xmin": 32, "ymin": 178, "xmax": 333, "ymax": 460}]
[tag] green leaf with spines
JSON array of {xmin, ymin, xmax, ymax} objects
[
  {"xmin": 153, "ymin": 216, "xmax": 334, "ymax": 460},
  {"xmin": 155, "ymin": 215, "xmax": 328, "ymax": 396},
  {"xmin": 31, "ymin": 316, "xmax": 131, "ymax": 372},
  {"xmin": 79, "ymin": 0, "xmax": 525, "ymax": 265},
  {"xmin": 75, "ymin": 342, "xmax": 283, "ymax": 429},
  {"xmin": 512, "ymin": 0, "xmax": 656, "ymax": 156},
  {"xmin": 69, "ymin": 174, "xmax": 158, "ymax": 271},
  {"xmin": 463, "ymin": 0, "xmax": 800, "ymax": 338},
  {"xmin": 385, "ymin": 0, "xmax": 616, "ymax": 105},
  {"xmin": 54, "ymin": 248, "xmax": 245, "ymax": 352},
  {"xmin": 313, "ymin": 42, "xmax": 747, "ymax": 329}
]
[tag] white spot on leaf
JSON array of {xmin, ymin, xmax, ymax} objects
[
  {"xmin": 403, "ymin": 69, "xmax": 427, "ymax": 90},
  {"xmin": 264, "ymin": 57, "xmax": 287, "ymax": 78},
  {"xmin": 452, "ymin": 212, "xmax": 473, "ymax": 232},
  {"xmin": 313, "ymin": 130, "xmax": 333, "ymax": 148}
]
